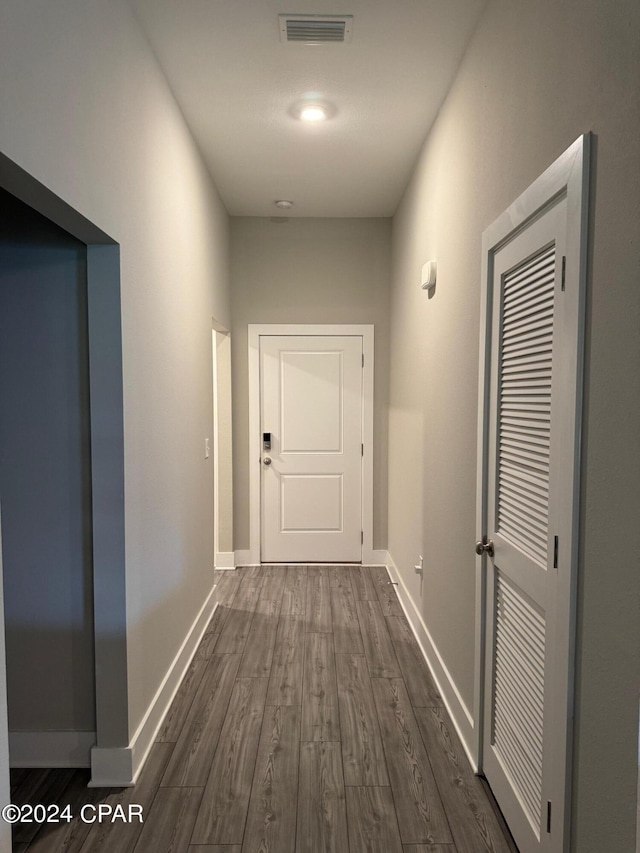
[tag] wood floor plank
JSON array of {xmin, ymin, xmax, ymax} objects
[
  {"xmin": 80, "ymin": 742, "xmax": 174, "ymax": 853},
  {"xmin": 11, "ymin": 767, "xmax": 74, "ymax": 808},
  {"xmin": 335, "ymin": 654, "xmax": 388, "ymax": 786},
  {"xmin": 192, "ymin": 677, "xmax": 268, "ymax": 845},
  {"xmin": 12, "ymin": 769, "xmax": 75, "ymax": 843},
  {"xmin": 302, "ymin": 632, "xmax": 340, "ymax": 741},
  {"xmin": 10, "ymin": 564, "xmax": 515, "ymax": 853},
  {"xmin": 372, "ymin": 678, "xmax": 452, "ymax": 845},
  {"xmin": 198, "ymin": 629, "xmax": 221, "ymax": 659},
  {"xmin": 370, "ymin": 565, "xmax": 404, "ymax": 616},
  {"xmin": 285, "ymin": 564, "xmax": 307, "ymax": 590},
  {"xmin": 238, "ymin": 597, "xmax": 281, "ymax": 678},
  {"xmin": 188, "ymin": 848, "xmax": 241, "ymax": 853},
  {"xmin": 161, "ymin": 654, "xmax": 241, "ymax": 787},
  {"xmin": 132, "ymin": 787, "xmax": 202, "ymax": 853},
  {"xmin": 26, "ymin": 770, "xmax": 104, "ymax": 853},
  {"xmin": 346, "ymin": 786, "xmax": 404, "ymax": 853},
  {"xmin": 351, "ymin": 565, "xmax": 378, "ymax": 600},
  {"xmin": 386, "ymin": 616, "xmax": 442, "ymax": 707},
  {"xmin": 260, "ymin": 564, "xmax": 287, "ymax": 601},
  {"xmin": 331, "ymin": 584, "xmax": 364, "ymax": 654},
  {"xmin": 266, "ymin": 584, "xmax": 306, "ymax": 706},
  {"xmin": 306, "ymin": 568, "xmax": 332, "ymax": 632},
  {"xmin": 296, "ymin": 741, "xmax": 348, "ymax": 853},
  {"xmin": 215, "ymin": 583, "xmax": 261, "ymax": 654},
  {"xmin": 329, "ymin": 565, "xmax": 356, "ymax": 588},
  {"xmin": 157, "ymin": 651, "xmax": 209, "ymax": 742},
  {"xmin": 237, "ymin": 565, "xmax": 263, "ymax": 580},
  {"xmin": 215, "ymin": 573, "xmax": 242, "ymax": 605},
  {"xmin": 207, "ymin": 602, "xmax": 234, "ymax": 636},
  {"xmin": 356, "ymin": 599, "xmax": 401, "ymax": 678},
  {"xmin": 242, "ymin": 705, "xmax": 300, "ymax": 853},
  {"xmin": 10, "ymin": 768, "xmax": 29, "ymax": 793},
  {"xmin": 415, "ymin": 706, "xmax": 517, "ymax": 853}
]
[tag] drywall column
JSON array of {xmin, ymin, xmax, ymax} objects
[{"xmin": 86, "ymin": 245, "xmax": 129, "ymax": 752}]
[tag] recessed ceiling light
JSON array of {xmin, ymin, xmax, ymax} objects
[
  {"xmin": 289, "ymin": 97, "xmax": 336, "ymax": 123},
  {"xmin": 275, "ymin": 199, "xmax": 293, "ymax": 210},
  {"xmin": 299, "ymin": 104, "xmax": 328, "ymax": 122}
]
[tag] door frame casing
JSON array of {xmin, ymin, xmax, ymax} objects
[
  {"xmin": 248, "ymin": 324, "xmax": 375, "ymax": 564},
  {"xmin": 474, "ymin": 134, "xmax": 590, "ymax": 849}
]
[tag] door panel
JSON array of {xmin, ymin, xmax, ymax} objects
[
  {"xmin": 280, "ymin": 350, "xmax": 343, "ymax": 452},
  {"xmin": 483, "ymin": 199, "xmax": 566, "ymax": 851},
  {"xmin": 477, "ymin": 136, "xmax": 589, "ymax": 853},
  {"xmin": 260, "ymin": 335, "xmax": 362, "ymax": 562}
]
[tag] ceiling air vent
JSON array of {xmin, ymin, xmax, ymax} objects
[{"xmin": 279, "ymin": 14, "xmax": 353, "ymax": 44}]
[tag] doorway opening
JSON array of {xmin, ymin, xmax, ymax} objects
[{"xmin": 0, "ymin": 152, "xmax": 128, "ymax": 788}]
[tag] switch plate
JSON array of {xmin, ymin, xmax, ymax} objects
[{"xmin": 205, "ymin": 438, "xmax": 210, "ymax": 459}]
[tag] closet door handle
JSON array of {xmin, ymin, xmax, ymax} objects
[{"xmin": 475, "ymin": 538, "xmax": 494, "ymax": 558}]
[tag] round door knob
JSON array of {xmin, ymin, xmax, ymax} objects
[
  {"xmin": 475, "ymin": 538, "xmax": 494, "ymax": 557},
  {"xmin": 263, "ymin": 457, "xmax": 272, "ymax": 466}
]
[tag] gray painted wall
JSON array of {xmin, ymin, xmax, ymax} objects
[
  {"xmin": 388, "ymin": 0, "xmax": 640, "ymax": 850},
  {"xmin": 0, "ymin": 0, "xmax": 230, "ymax": 736},
  {"xmin": 230, "ymin": 216, "xmax": 391, "ymax": 553},
  {"xmin": 0, "ymin": 520, "xmax": 11, "ymax": 852},
  {"xmin": 0, "ymin": 191, "xmax": 95, "ymax": 733}
]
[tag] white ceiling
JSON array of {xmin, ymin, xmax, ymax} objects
[{"xmin": 132, "ymin": 0, "xmax": 486, "ymax": 217}]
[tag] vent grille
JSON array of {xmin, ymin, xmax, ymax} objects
[
  {"xmin": 492, "ymin": 572, "xmax": 545, "ymax": 836},
  {"xmin": 497, "ymin": 245, "xmax": 555, "ymax": 566},
  {"xmin": 279, "ymin": 14, "xmax": 353, "ymax": 44}
]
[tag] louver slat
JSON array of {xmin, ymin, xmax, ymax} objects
[
  {"xmin": 497, "ymin": 245, "xmax": 555, "ymax": 564},
  {"xmin": 492, "ymin": 573, "xmax": 545, "ymax": 835},
  {"xmin": 286, "ymin": 20, "xmax": 346, "ymax": 41}
]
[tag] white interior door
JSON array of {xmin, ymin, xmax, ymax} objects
[
  {"xmin": 478, "ymin": 135, "xmax": 589, "ymax": 853},
  {"xmin": 260, "ymin": 335, "xmax": 363, "ymax": 563}
]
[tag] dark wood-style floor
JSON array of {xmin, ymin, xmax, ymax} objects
[{"xmin": 9, "ymin": 565, "xmax": 518, "ymax": 853}]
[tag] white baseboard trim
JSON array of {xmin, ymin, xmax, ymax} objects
[
  {"xmin": 9, "ymin": 731, "xmax": 96, "ymax": 768},
  {"xmin": 366, "ymin": 549, "xmax": 390, "ymax": 565},
  {"xmin": 386, "ymin": 551, "xmax": 477, "ymax": 771},
  {"xmin": 90, "ymin": 746, "xmax": 134, "ymax": 787},
  {"xmin": 235, "ymin": 549, "xmax": 259, "ymax": 566},
  {"xmin": 89, "ymin": 580, "xmax": 219, "ymax": 787},
  {"xmin": 215, "ymin": 552, "xmax": 236, "ymax": 569}
]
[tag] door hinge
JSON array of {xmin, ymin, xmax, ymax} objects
[
  {"xmin": 561, "ymin": 255, "xmax": 566, "ymax": 291},
  {"xmin": 553, "ymin": 535, "xmax": 559, "ymax": 569},
  {"xmin": 546, "ymin": 801, "xmax": 552, "ymax": 833},
  {"xmin": 362, "ymin": 353, "xmax": 365, "ymax": 368},
  {"xmin": 361, "ymin": 443, "xmax": 364, "ymax": 457},
  {"xmin": 361, "ymin": 531, "xmax": 364, "ymax": 545}
]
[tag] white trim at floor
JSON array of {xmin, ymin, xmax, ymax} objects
[
  {"xmin": 385, "ymin": 552, "xmax": 477, "ymax": 772},
  {"xmin": 9, "ymin": 731, "xmax": 96, "ymax": 768},
  {"xmin": 90, "ymin": 580, "xmax": 219, "ymax": 787},
  {"xmin": 215, "ymin": 552, "xmax": 236, "ymax": 569}
]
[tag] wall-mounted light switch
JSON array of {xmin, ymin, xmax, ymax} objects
[{"xmin": 205, "ymin": 438, "xmax": 211, "ymax": 459}]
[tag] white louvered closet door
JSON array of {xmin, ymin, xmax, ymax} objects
[{"xmin": 483, "ymin": 198, "xmax": 568, "ymax": 853}]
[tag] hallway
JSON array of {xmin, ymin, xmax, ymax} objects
[{"xmin": 10, "ymin": 565, "xmax": 516, "ymax": 852}]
